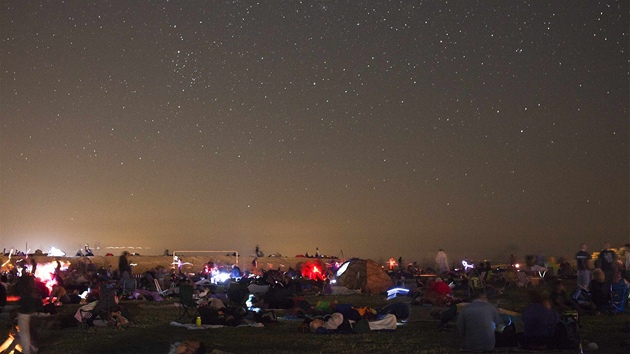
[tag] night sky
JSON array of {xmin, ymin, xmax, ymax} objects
[{"xmin": 1, "ymin": 1, "xmax": 628, "ymax": 263}]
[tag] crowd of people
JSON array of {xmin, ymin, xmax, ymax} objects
[
  {"xmin": 0, "ymin": 242, "xmax": 629, "ymax": 352},
  {"xmin": 427, "ymin": 242, "xmax": 630, "ymax": 351},
  {"xmin": 0, "ymin": 252, "xmax": 165, "ymax": 353}
]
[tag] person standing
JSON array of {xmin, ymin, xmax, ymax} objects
[
  {"xmin": 598, "ymin": 242, "xmax": 617, "ymax": 282},
  {"xmin": 436, "ymin": 249, "xmax": 450, "ymax": 274},
  {"xmin": 16, "ymin": 274, "xmax": 41, "ymax": 354},
  {"xmin": 575, "ymin": 243, "xmax": 591, "ymax": 290},
  {"xmin": 252, "ymin": 257, "xmax": 258, "ymax": 275},
  {"xmin": 118, "ymin": 251, "xmax": 132, "ymax": 278},
  {"xmin": 457, "ymin": 292, "xmax": 504, "ymax": 352}
]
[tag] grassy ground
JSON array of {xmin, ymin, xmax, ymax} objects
[{"xmin": 1, "ymin": 281, "xmax": 629, "ymax": 354}]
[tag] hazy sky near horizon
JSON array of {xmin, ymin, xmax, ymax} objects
[{"xmin": 1, "ymin": 1, "xmax": 628, "ymax": 262}]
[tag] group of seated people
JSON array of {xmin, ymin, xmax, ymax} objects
[
  {"xmin": 554, "ymin": 267, "xmax": 629, "ymax": 315},
  {"xmin": 451, "ymin": 266, "xmax": 630, "ymax": 351},
  {"xmin": 453, "ymin": 289, "xmax": 580, "ymax": 351}
]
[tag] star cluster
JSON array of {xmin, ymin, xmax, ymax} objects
[{"xmin": 1, "ymin": 1, "xmax": 627, "ymax": 260}]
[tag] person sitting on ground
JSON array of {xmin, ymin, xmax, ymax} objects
[
  {"xmin": 423, "ymin": 277, "xmax": 458, "ymax": 307},
  {"xmin": 50, "ymin": 284, "xmax": 71, "ymax": 305},
  {"xmin": 456, "ymin": 292, "xmax": 503, "ymax": 352},
  {"xmin": 551, "ymin": 280, "xmax": 585, "ymax": 314},
  {"xmin": 521, "ymin": 290, "xmax": 560, "ymax": 350},
  {"xmin": 589, "ymin": 268, "xmax": 611, "ymax": 313},
  {"xmin": 108, "ymin": 305, "xmax": 129, "ymax": 328},
  {"xmin": 322, "ymin": 278, "xmax": 333, "ymax": 295},
  {"xmin": 85, "ymin": 275, "xmax": 102, "ymax": 303}
]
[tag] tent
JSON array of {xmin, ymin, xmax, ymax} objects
[{"xmin": 335, "ymin": 259, "xmax": 393, "ymax": 294}]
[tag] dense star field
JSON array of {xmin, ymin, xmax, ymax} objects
[{"xmin": 1, "ymin": 1, "xmax": 628, "ymax": 261}]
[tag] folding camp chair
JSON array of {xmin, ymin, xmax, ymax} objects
[
  {"xmin": 120, "ymin": 277, "xmax": 137, "ymax": 298},
  {"xmin": 516, "ymin": 271, "xmax": 531, "ymax": 288},
  {"xmin": 468, "ymin": 277, "xmax": 486, "ymax": 296},
  {"xmin": 77, "ymin": 285, "xmax": 118, "ymax": 332},
  {"xmin": 178, "ymin": 284, "xmax": 199, "ymax": 320},
  {"xmin": 610, "ymin": 282, "xmax": 628, "ymax": 314},
  {"xmin": 478, "ymin": 272, "xmax": 487, "ymax": 285},
  {"xmin": 154, "ymin": 279, "xmax": 165, "ymax": 296},
  {"xmin": 485, "ymin": 270, "xmax": 495, "ymax": 284}
]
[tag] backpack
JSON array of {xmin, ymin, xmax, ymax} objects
[
  {"xmin": 553, "ymin": 316, "xmax": 580, "ymax": 350},
  {"xmin": 495, "ymin": 314, "xmax": 518, "ymax": 347}
]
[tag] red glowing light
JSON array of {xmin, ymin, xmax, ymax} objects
[{"xmin": 301, "ymin": 260, "xmax": 326, "ymax": 281}]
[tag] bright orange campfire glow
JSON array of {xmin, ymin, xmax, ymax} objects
[{"xmin": 33, "ymin": 261, "xmax": 70, "ymax": 293}]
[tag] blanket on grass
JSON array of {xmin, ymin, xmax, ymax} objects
[{"xmin": 170, "ymin": 321, "xmax": 264, "ymax": 330}]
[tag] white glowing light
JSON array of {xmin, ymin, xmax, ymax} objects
[
  {"xmin": 47, "ymin": 247, "xmax": 66, "ymax": 257},
  {"xmin": 336, "ymin": 261, "xmax": 350, "ymax": 277},
  {"xmin": 386, "ymin": 287, "xmax": 409, "ymax": 300},
  {"xmin": 1, "ymin": 249, "xmax": 13, "ymax": 267},
  {"xmin": 212, "ymin": 271, "xmax": 231, "ymax": 284},
  {"xmin": 462, "ymin": 260, "xmax": 474, "ymax": 271}
]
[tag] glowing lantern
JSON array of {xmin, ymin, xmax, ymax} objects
[{"xmin": 389, "ymin": 258, "xmax": 397, "ymax": 270}]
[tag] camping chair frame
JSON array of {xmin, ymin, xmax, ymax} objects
[
  {"xmin": 479, "ymin": 272, "xmax": 487, "ymax": 285},
  {"xmin": 78, "ymin": 285, "xmax": 118, "ymax": 333},
  {"xmin": 154, "ymin": 279, "xmax": 171, "ymax": 296},
  {"xmin": 120, "ymin": 277, "xmax": 137, "ymax": 298},
  {"xmin": 610, "ymin": 282, "xmax": 628, "ymax": 314},
  {"xmin": 468, "ymin": 276, "xmax": 486, "ymax": 296},
  {"xmin": 177, "ymin": 284, "xmax": 199, "ymax": 320},
  {"xmin": 516, "ymin": 271, "xmax": 531, "ymax": 288},
  {"xmin": 500, "ymin": 271, "xmax": 516, "ymax": 288}
]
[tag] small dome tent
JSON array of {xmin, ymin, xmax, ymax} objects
[{"xmin": 335, "ymin": 259, "xmax": 393, "ymax": 294}]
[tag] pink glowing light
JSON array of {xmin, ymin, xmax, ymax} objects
[{"xmin": 33, "ymin": 261, "xmax": 70, "ymax": 293}]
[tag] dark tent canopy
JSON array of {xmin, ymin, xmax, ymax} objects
[{"xmin": 335, "ymin": 259, "xmax": 393, "ymax": 294}]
